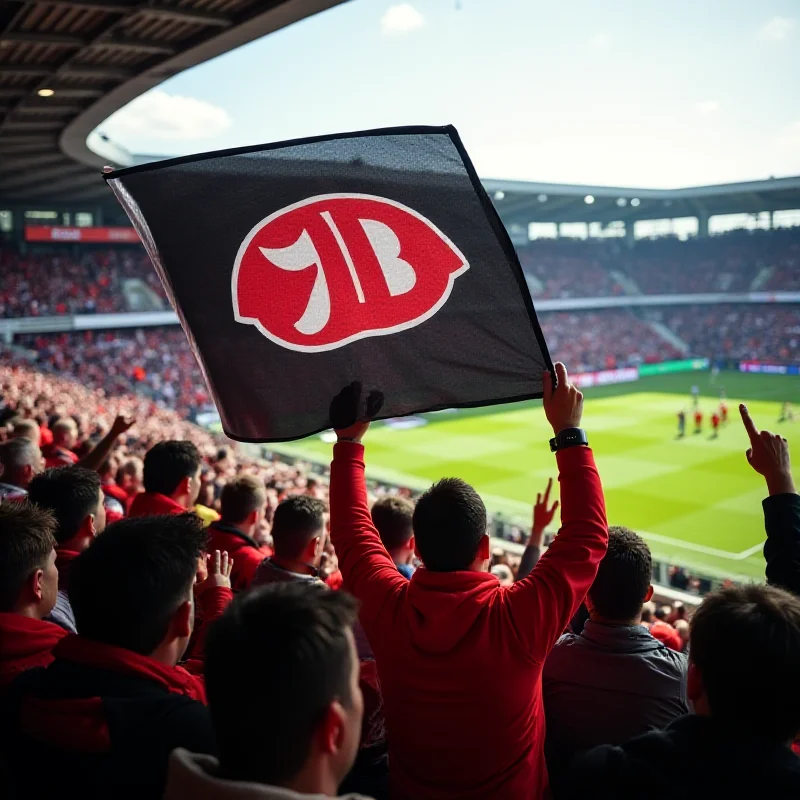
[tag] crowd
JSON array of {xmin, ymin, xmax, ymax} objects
[
  {"xmin": 0, "ymin": 247, "xmax": 165, "ymax": 318},
  {"xmin": 1, "ymin": 360, "xmax": 799, "ymax": 800},
  {"xmin": 15, "ymin": 329, "xmax": 213, "ymax": 418},
  {"xmin": 658, "ymin": 305, "xmax": 800, "ymax": 365},
  {"xmin": 519, "ymin": 226, "xmax": 800, "ymax": 298},
  {"xmin": 541, "ymin": 311, "xmax": 683, "ymax": 372},
  {"xmin": 1, "ymin": 227, "xmax": 798, "ymax": 320}
]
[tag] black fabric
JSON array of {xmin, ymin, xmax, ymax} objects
[
  {"xmin": 2, "ymin": 659, "xmax": 215, "ymax": 800},
  {"xmin": 763, "ymin": 493, "xmax": 800, "ymax": 596},
  {"xmin": 554, "ymin": 714, "xmax": 800, "ymax": 800},
  {"xmin": 105, "ymin": 125, "xmax": 551, "ymax": 442}
]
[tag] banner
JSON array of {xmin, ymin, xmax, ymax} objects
[
  {"xmin": 572, "ymin": 368, "xmax": 639, "ymax": 388},
  {"xmin": 638, "ymin": 358, "xmax": 709, "ymax": 376},
  {"xmin": 105, "ymin": 126, "xmax": 552, "ymax": 442},
  {"xmin": 739, "ymin": 361, "xmax": 800, "ymax": 376},
  {"xmin": 25, "ymin": 226, "xmax": 140, "ymax": 243}
]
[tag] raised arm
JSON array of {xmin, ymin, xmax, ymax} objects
[
  {"xmin": 77, "ymin": 414, "xmax": 135, "ymax": 472},
  {"xmin": 515, "ymin": 477, "xmax": 559, "ymax": 582},
  {"xmin": 740, "ymin": 404, "xmax": 800, "ymax": 595},
  {"xmin": 507, "ymin": 363, "xmax": 608, "ymax": 662},
  {"xmin": 329, "ymin": 384, "xmax": 407, "ymax": 627}
]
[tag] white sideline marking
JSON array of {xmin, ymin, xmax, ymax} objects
[{"xmin": 639, "ymin": 531, "xmax": 764, "ymax": 561}]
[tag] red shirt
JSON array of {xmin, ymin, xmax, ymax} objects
[
  {"xmin": 650, "ymin": 620, "xmax": 683, "ymax": 651},
  {"xmin": 712, "ymin": 414, "xmax": 721, "ymax": 427},
  {"xmin": 694, "ymin": 411, "xmax": 703, "ymax": 424},
  {"xmin": 128, "ymin": 492, "xmax": 187, "ymax": 518},
  {"xmin": 42, "ymin": 444, "xmax": 79, "ymax": 469},
  {"xmin": 206, "ymin": 522, "xmax": 272, "ymax": 593},
  {"xmin": 330, "ymin": 442, "xmax": 608, "ymax": 800}
]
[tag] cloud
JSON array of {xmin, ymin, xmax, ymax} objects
[
  {"xmin": 758, "ymin": 16, "xmax": 795, "ymax": 41},
  {"xmin": 589, "ymin": 32, "xmax": 611, "ymax": 50},
  {"xmin": 695, "ymin": 100, "xmax": 720, "ymax": 114},
  {"xmin": 380, "ymin": 4, "xmax": 425, "ymax": 35},
  {"xmin": 775, "ymin": 120, "xmax": 800, "ymax": 148},
  {"xmin": 101, "ymin": 90, "xmax": 232, "ymax": 142}
]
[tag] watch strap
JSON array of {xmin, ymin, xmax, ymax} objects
[{"xmin": 549, "ymin": 427, "xmax": 588, "ymax": 453}]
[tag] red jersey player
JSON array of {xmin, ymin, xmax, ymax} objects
[
  {"xmin": 694, "ymin": 409, "xmax": 703, "ymax": 435},
  {"xmin": 719, "ymin": 401, "xmax": 728, "ymax": 425},
  {"xmin": 711, "ymin": 411, "xmax": 721, "ymax": 438}
]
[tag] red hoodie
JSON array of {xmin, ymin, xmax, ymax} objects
[
  {"xmin": 330, "ymin": 442, "xmax": 608, "ymax": 800},
  {"xmin": 0, "ymin": 613, "xmax": 68, "ymax": 693},
  {"xmin": 206, "ymin": 522, "xmax": 272, "ymax": 592},
  {"xmin": 42, "ymin": 444, "xmax": 79, "ymax": 469},
  {"xmin": 128, "ymin": 492, "xmax": 187, "ymax": 518}
]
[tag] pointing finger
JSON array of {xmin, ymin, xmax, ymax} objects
[{"xmin": 740, "ymin": 404, "xmax": 759, "ymax": 445}]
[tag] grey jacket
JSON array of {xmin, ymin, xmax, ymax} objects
[
  {"xmin": 162, "ymin": 749, "xmax": 373, "ymax": 800},
  {"xmin": 542, "ymin": 620, "xmax": 688, "ymax": 777},
  {"xmin": 46, "ymin": 589, "xmax": 77, "ymax": 634}
]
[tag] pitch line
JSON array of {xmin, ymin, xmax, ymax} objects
[{"xmin": 639, "ymin": 531, "xmax": 764, "ymax": 561}]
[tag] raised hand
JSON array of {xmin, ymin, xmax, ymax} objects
[
  {"xmin": 532, "ymin": 477, "xmax": 560, "ymax": 543},
  {"xmin": 542, "ymin": 362, "xmax": 583, "ymax": 435},
  {"xmin": 203, "ymin": 549, "xmax": 233, "ymax": 591},
  {"xmin": 331, "ymin": 381, "xmax": 384, "ymax": 443},
  {"xmin": 740, "ymin": 404, "xmax": 795, "ymax": 496},
  {"xmin": 110, "ymin": 414, "xmax": 135, "ymax": 438}
]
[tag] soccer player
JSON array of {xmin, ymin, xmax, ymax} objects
[
  {"xmin": 711, "ymin": 412, "xmax": 720, "ymax": 439},
  {"xmin": 693, "ymin": 408, "xmax": 703, "ymax": 435},
  {"xmin": 690, "ymin": 386, "xmax": 700, "ymax": 409},
  {"xmin": 676, "ymin": 409, "xmax": 686, "ymax": 439},
  {"xmin": 778, "ymin": 402, "xmax": 795, "ymax": 423},
  {"xmin": 719, "ymin": 399, "xmax": 728, "ymax": 425}
]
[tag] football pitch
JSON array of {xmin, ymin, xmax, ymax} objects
[{"xmin": 271, "ymin": 372, "xmax": 800, "ymax": 582}]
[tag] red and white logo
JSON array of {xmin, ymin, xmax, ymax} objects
[{"xmin": 232, "ymin": 193, "xmax": 469, "ymax": 352}]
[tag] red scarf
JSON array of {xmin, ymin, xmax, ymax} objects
[
  {"xmin": 0, "ymin": 613, "xmax": 67, "ymax": 691},
  {"xmin": 55, "ymin": 548, "xmax": 81, "ymax": 593},
  {"xmin": 54, "ymin": 635, "xmax": 206, "ymax": 703}
]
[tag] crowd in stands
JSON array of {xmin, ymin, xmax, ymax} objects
[
  {"xmin": 0, "ymin": 227, "xmax": 798, "ymax": 319},
  {"xmin": 657, "ymin": 305, "xmax": 800, "ymax": 364},
  {"xmin": 0, "ymin": 247, "xmax": 164, "ymax": 318},
  {"xmin": 1, "ymin": 360, "xmax": 799, "ymax": 800},
  {"xmin": 519, "ymin": 226, "xmax": 800, "ymax": 298},
  {"xmin": 15, "ymin": 329, "xmax": 213, "ymax": 418}
]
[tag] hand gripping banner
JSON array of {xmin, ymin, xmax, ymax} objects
[{"xmin": 105, "ymin": 125, "xmax": 552, "ymax": 442}]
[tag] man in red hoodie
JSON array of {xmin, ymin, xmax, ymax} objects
[
  {"xmin": 207, "ymin": 474, "xmax": 272, "ymax": 592},
  {"xmin": 328, "ymin": 363, "xmax": 609, "ymax": 800},
  {"xmin": 27, "ymin": 466, "xmax": 106, "ymax": 634},
  {"xmin": 4, "ymin": 513, "xmax": 230, "ymax": 799},
  {"xmin": 0, "ymin": 501, "xmax": 66, "ymax": 693},
  {"xmin": 129, "ymin": 440, "xmax": 202, "ymax": 518}
]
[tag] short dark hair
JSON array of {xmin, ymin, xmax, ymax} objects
[
  {"xmin": 220, "ymin": 475, "xmax": 266, "ymax": 524},
  {"xmin": 27, "ymin": 467, "xmax": 101, "ymax": 544},
  {"xmin": 690, "ymin": 585, "xmax": 800, "ymax": 742},
  {"xmin": 588, "ymin": 526, "xmax": 652, "ymax": 621},
  {"xmin": 69, "ymin": 514, "xmax": 207, "ymax": 654},
  {"xmin": 372, "ymin": 496, "xmax": 414, "ymax": 551},
  {"xmin": 271, "ymin": 496, "xmax": 326, "ymax": 559},
  {"xmin": 0, "ymin": 502, "xmax": 57, "ymax": 611},
  {"xmin": 412, "ymin": 478, "xmax": 486, "ymax": 571},
  {"xmin": 205, "ymin": 582, "xmax": 359, "ymax": 784},
  {"xmin": 143, "ymin": 441, "xmax": 201, "ymax": 497}
]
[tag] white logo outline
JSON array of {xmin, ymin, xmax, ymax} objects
[{"xmin": 232, "ymin": 193, "xmax": 470, "ymax": 353}]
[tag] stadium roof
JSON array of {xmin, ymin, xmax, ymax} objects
[
  {"xmin": 483, "ymin": 175, "xmax": 800, "ymax": 228},
  {"xmin": 0, "ymin": 0, "xmax": 347, "ymax": 207}
]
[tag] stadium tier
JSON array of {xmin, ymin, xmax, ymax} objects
[{"xmin": 2, "ymin": 226, "xmax": 799, "ymax": 317}]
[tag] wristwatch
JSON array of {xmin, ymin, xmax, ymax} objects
[{"xmin": 549, "ymin": 427, "xmax": 588, "ymax": 453}]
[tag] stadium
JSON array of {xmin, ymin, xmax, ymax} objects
[{"xmin": 1, "ymin": 2, "xmax": 800, "ymax": 798}]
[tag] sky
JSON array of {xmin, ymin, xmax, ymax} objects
[{"xmin": 98, "ymin": 0, "xmax": 800, "ymax": 189}]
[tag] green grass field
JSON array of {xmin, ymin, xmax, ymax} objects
[{"xmin": 272, "ymin": 371, "xmax": 800, "ymax": 583}]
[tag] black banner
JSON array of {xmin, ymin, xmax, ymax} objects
[{"xmin": 105, "ymin": 125, "xmax": 552, "ymax": 442}]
